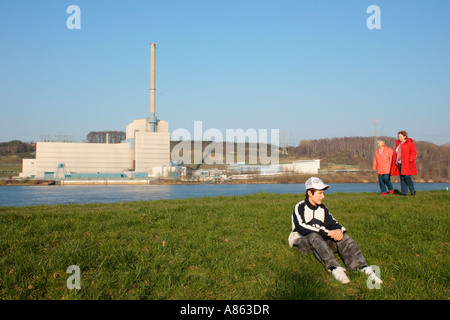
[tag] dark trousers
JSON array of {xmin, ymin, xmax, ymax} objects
[
  {"xmin": 398, "ymin": 164, "xmax": 416, "ymax": 194},
  {"xmin": 293, "ymin": 232, "xmax": 367, "ymax": 271},
  {"xmin": 378, "ymin": 174, "xmax": 393, "ymax": 193}
]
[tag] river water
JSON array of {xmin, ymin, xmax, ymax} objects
[{"xmin": 0, "ymin": 182, "xmax": 448, "ymax": 207}]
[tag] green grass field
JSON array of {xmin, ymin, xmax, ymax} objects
[{"xmin": 0, "ymin": 191, "xmax": 448, "ymax": 300}]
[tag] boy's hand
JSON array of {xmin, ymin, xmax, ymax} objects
[{"xmin": 328, "ymin": 229, "xmax": 343, "ymax": 241}]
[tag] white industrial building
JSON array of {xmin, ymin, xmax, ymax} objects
[
  {"xmin": 282, "ymin": 160, "xmax": 321, "ymax": 174},
  {"xmin": 228, "ymin": 159, "xmax": 320, "ymax": 175},
  {"xmin": 20, "ymin": 119, "xmax": 170, "ymax": 179},
  {"xmin": 20, "ymin": 43, "xmax": 171, "ymax": 179}
]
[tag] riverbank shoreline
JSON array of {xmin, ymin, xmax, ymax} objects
[
  {"xmin": 1, "ymin": 181, "xmax": 448, "ymax": 207},
  {"xmin": 1, "ymin": 179, "xmax": 449, "ymax": 186},
  {"xmin": 1, "ymin": 174, "xmax": 448, "ymax": 186}
]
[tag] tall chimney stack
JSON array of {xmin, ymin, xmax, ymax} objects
[{"xmin": 149, "ymin": 42, "xmax": 157, "ymax": 132}]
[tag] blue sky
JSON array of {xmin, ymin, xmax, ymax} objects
[{"xmin": 1, "ymin": 0, "xmax": 449, "ymax": 145}]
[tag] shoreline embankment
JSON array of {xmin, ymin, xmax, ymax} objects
[{"xmin": 1, "ymin": 173, "xmax": 448, "ymax": 186}]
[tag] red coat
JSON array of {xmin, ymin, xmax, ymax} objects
[
  {"xmin": 373, "ymin": 146, "xmax": 394, "ymax": 175},
  {"xmin": 390, "ymin": 138, "xmax": 417, "ymax": 176}
]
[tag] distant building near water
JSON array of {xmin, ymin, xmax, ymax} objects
[
  {"xmin": 20, "ymin": 119, "xmax": 170, "ymax": 179},
  {"xmin": 228, "ymin": 159, "xmax": 320, "ymax": 175},
  {"xmin": 283, "ymin": 160, "xmax": 321, "ymax": 174},
  {"xmin": 20, "ymin": 43, "xmax": 172, "ymax": 179}
]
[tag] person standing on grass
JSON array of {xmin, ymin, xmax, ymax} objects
[
  {"xmin": 373, "ymin": 140, "xmax": 394, "ymax": 195},
  {"xmin": 391, "ymin": 130, "xmax": 417, "ymax": 196},
  {"xmin": 288, "ymin": 177, "xmax": 383, "ymax": 285}
]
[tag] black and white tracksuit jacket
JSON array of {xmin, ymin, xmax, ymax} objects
[{"xmin": 288, "ymin": 198, "xmax": 346, "ymax": 247}]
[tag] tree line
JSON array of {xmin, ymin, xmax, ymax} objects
[
  {"xmin": 85, "ymin": 131, "xmax": 126, "ymax": 144},
  {"xmin": 0, "ymin": 140, "xmax": 35, "ymax": 155}
]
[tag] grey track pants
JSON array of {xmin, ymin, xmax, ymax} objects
[{"xmin": 293, "ymin": 232, "xmax": 367, "ymax": 271}]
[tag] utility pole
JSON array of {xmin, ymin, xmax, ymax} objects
[
  {"xmin": 281, "ymin": 130, "xmax": 288, "ymax": 155},
  {"xmin": 371, "ymin": 119, "xmax": 380, "ymax": 151}
]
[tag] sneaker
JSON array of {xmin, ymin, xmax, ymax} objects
[
  {"xmin": 330, "ymin": 267, "xmax": 350, "ymax": 284},
  {"xmin": 360, "ymin": 266, "xmax": 383, "ymax": 284},
  {"xmin": 381, "ymin": 192, "xmax": 388, "ymax": 195},
  {"xmin": 389, "ymin": 189, "xmax": 394, "ymax": 195}
]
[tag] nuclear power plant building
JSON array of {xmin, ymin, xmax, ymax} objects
[{"xmin": 20, "ymin": 43, "xmax": 171, "ymax": 179}]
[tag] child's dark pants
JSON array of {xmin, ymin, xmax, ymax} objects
[{"xmin": 293, "ymin": 232, "xmax": 367, "ymax": 271}]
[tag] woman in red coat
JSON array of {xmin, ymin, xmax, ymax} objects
[
  {"xmin": 373, "ymin": 140, "xmax": 394, "ymax": 194},
  {"xmin": 391, "ymin": 130, "xmax": 417, "ymax": 196}
]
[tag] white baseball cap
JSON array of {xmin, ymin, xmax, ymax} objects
[{"xmin": 305, "ymin": 177, "xmax": 329, "ymax": 190}]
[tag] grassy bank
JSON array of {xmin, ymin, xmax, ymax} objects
[{"xmin": 0, "ymin": 191, "xmax": 448, "ymax": 300}]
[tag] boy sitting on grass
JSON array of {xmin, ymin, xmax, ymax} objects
[{"xmin": 288, "ymin": 177, "xmax": 383, "ymax": 285}]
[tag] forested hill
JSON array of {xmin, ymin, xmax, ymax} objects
[
  {"xmin": 289, "ymin": 136, "xmax": 449, "ymax": 181},
  {"xmin": 0, "ymin": 140, "xmax": 35, "ymax": 155}
]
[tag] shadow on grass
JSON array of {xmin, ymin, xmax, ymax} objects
[
  {"xmin": 261, "ymin": 252, "xmax": 337, "ymax": 300},
  {"xmin": 269, "ymin": 271, "xmax": 332, "ymax": 300}
]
